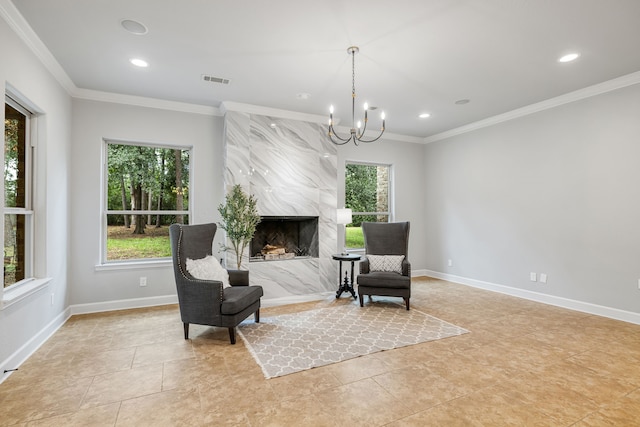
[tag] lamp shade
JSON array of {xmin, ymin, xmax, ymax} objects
[{"xmin": 336, "ymin": 208, "xmax": 353, "ymax": 225}]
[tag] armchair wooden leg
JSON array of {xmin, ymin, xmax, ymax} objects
[
  {"xmin": 359, "ymin": 294, "xmax": 364, "ymax": 307},
  {"xmin": 254, "ymin": 309, "xmax": 260, "ymax": 323},
  {"xmin": 228, "ymin": 327, "xmax": 236, "ymax": 345},
  {"xmin": 183, "ymin": 323, "xmax": 189, "ymax": 340},
  {"xmin": 404, "ymin": 297, "xmax": 410, "ymax": 311}
]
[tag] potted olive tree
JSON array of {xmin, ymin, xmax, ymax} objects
[{"xmin": 218, "ymin": 184, "xmax": 261, "ymax": 270}]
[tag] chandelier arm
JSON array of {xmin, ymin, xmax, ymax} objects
[
  {"xmin": 328, "ymin": 124, "xmax": 354, "ymax": 144},
  {"xmin": 355, "ymin": 129, "xmax": 385, "ymax": 143},
  {"xmin": 328, "ymin": 124, "xmax": 351, "ymax": 141},
  {"xmin": 329, "ymin": 133, "xmax": 354, "ymax": 145}
]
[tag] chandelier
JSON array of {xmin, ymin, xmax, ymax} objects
[{"xmin": 328, "ymin": 46, "xmax": 385, "ymax": 145}]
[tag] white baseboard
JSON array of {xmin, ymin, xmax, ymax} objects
[
  {"xmin": 70, "ymin": 295, "xmax": 178, "ymax": 315},
  {"xmin": 66, "ymin": 291, "xmax": 343, "ymax": 315},
  {"xmin": 0, "ymin": 307, "xmax": 71, "ymax": 385},
  {"xmin": 69, "ymin": 293, "xmax": 338, "ymax": 314},
  {"xmin": 423, "ymin": 270, "xmax": 640, "ymax": 326},
  {"xmin": 412, "ymin": 269, "xmax": 430, "ymax": 278}
]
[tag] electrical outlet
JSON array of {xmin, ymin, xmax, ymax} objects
[
  {"xmin": 50, "ymin": 293, "xmax": 54, "ymax": 305},
  {"xmin": 638, "ymin": 279, "xmax": 640, "ymax": 290},
  {"xmin": 139, "ymin": 277, "xmax": 147, "ymax": 287},
  {"xmin": 448, "ymin": 259, "xmax": 453, "ymax": 267},
  {"xmin": 540, "ymin": 273, "xmax": 547, "ymax": 284},
  {"xmin": 530, "ymin": 272, "xmax": 537, "ymax": 282}
]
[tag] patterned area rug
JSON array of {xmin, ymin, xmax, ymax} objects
[{"xmin": 238, "ymin": 301, "xmax": 469, "ymax": 379}]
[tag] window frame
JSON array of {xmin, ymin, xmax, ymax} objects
[
  {"xmin": 100, "ymin": 138, "xmax": 192, "ymax": 266},
  {"xmin": 344, "ymin": 161, "xmax": 393, "ymax": 250},
  {"xmin": 4, "ymin": 96, "xmax": 34, "ymax": 285},
  {"xmin": 2, "ymin": 91, "xmax": 50, "ymax": 309}
]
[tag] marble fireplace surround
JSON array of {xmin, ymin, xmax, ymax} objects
[{"xmin": 223, "ymin": 109, "xmax": 339, "ymax": 302}]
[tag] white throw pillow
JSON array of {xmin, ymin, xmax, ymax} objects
[
  {"xmin": 367, "ymin": 255, "xmax": 405, "ymax": 274},
  {"xmin": 186, "ymin": 255, "xmax": 230, "ymax": 288}
]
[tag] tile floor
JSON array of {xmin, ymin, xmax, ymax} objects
[{"xmin": 1, "ymin": 277, "xmax": 640, "ymax": 426}]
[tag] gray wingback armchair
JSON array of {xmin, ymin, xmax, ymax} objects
[
  {"xmin": 357, "ymin": 221, "xmax": 411, "ymax": 310},
  {"xmin": 169, "ymin": 223, "xmax": 263, "ymax": 344}
]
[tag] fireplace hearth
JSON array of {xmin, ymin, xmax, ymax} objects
[{"xmin": 250, "ymin": 216, "xmax": 319, "ymax": 262}]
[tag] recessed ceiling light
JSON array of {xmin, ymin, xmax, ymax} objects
[
  {"xmin": 455, "ymin": 99, "xmax": 470, "ymax": 105},
  {"xmin": 121, "ymin": 19, "xmax": 148, "ymax": 35},
  {"xmin": 130, "ymin": 58, "xmax": 148, "ymax": 68},
  {"xmin": 558, "ymin": 53, "xmax": 580, "ymax": 63},
  {"xmin": 418, "ymin": 113, "xmax": 431, "ymax": 119},
  {"xmin": 270, "ymin": 123, "xmax": 277, "ymax": 128}
]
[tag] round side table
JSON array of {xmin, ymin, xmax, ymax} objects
[{"xmin": 332, "ymin": 253, "xmax": 361, "ymax": 299}]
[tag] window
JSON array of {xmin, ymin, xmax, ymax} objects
[
  {"xmin": 103, "ymin": 140, "xmax": 190, "ymax": 263},
  {"xmin": 344, "ymin": 162, "xmax": 391, "ymax": 249},
  {"xmin": 4, "ymin": 97, "xmax": 34, "ymax": 288}
]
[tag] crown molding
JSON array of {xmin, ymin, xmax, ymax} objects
[
  {"xmin": 0, "ymin": 0, "xmax": 75, "ymax": 94},
  {"xmin": 74, "ymin": 88, "xmax": 221, "ymax": 116},
  {"xmin": 378, "ymin": 132, "xmax": 424, "ymax": 144},
  {"xmin": 423, "ymin": 70, "xmax": 640, "ymax": 144}
]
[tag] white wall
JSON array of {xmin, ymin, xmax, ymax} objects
[
  {"xmin": 337, "ymin": 138, "xmax": 428, "ymax": 270},
  {"xmin": 69, "ymin": 99, "xmax": 223, "ymax": 308},
  {"xmin": 423, "ymin": 83, "xmax": 640, "ymax": 317},
  {"xmin": 0, "ymin": 16, "xmax": 72, "ymax": 374}
]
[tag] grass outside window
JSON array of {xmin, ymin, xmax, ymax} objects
[
  {"xmin": 106, "ymin": 226, "xmax": 172, "ymax": 260},
  {"xmin": 345, "ymin": 226, "xmax": 363, "ymax": 249}
]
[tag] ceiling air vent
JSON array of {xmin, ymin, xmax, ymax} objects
[{"xmin": 201, "ymin": 74, "xmax": 230, "ymax": 85}]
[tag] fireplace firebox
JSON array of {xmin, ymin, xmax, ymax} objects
[{"xmin": 250, "ymin": 216, "xmax": 319, "ymax": 262}]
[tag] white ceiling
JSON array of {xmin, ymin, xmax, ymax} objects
[{"xmin": 8, "ymin": 0, "xmax": 640, "ymax": 141}]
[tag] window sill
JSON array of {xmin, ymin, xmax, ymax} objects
[
  {"xmin": 95, "ymin": 259, "xmax": 172, "ymax": 271},
  {"xmin": 1, "ymin": 277, "xmax": 52, "ymax": 310}
]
